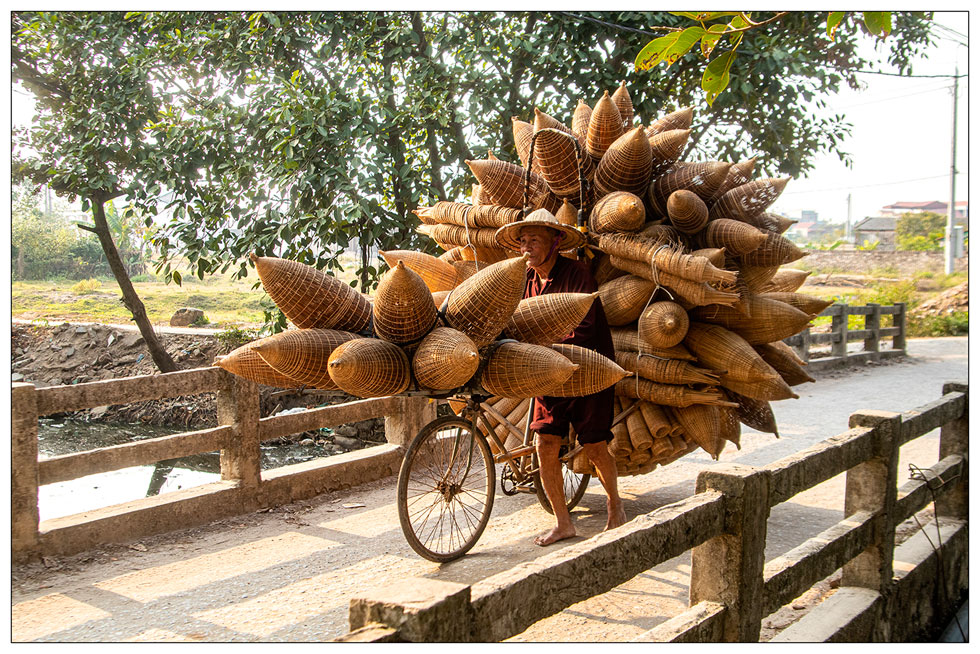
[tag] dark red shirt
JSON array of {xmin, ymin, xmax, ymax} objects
[{"xmin": 526, "ymin": 256, "xmax": 615, "ymax": 443}]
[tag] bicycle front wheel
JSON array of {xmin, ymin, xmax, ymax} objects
[{"xmin": 397, "ymin": 416, "xmax": 495, "ymax": 562}]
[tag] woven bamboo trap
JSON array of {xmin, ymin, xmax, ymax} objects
[
  {"xmin": 445, "ymin": 254, "xmax": 529, "ymax": 346},
  {"xmin": 737, "ymin": 232, "xmax": 807, "ymax": 268},
  {"xmin": 764, "ymin": 268, "xmax": 812, "ymax": 293},
  {"xmin": 615, "ymin": 351, "xmax": 719, "ymax": 385},
  {"xmin": 512, "ymin": 117, "xmax": 541, "ymax": 174},
  {"xmin": 615, "ymin": 377, "xmax": 732, "ymax": 409},
  {"xmin": 708, "ymin": 177, "xmax": 790, "ymax": 223},
  {"xmin": 637, "ymin": 300, "xmax": 689, "ymax": 348},
  {"xmin": 250, "ymin": 328, "xmax": 359, "ymax": 390},
  {"xmin": 725, "ymin": 388, "xmax": 779, "ymax": 437},
  {"xmin": 328, "ymin": 338, "xmax": 411, "ymax": 398},
  {"xmin": 590, "ymin": 191, "xmax": 646, "ymax": 234},
  {"xmin": 544, "ymin": 344, "xmax": 630, "ymax": 397},
  {"xmin": 214, "ymin": 338, "xmax": 305, "ymax": 389},
  {"xmin": 380, "ymin": 250, "xmax": 458, "ymax": 293},
  {"xmin": 690, "ymin": 296, "xmax": 812, "ymax": 345},
  {"xmin": 671, "ymin": 403, "xmax": 726, "ymax": 459},
  {"xmin": 610, "ymin": 326, "xmax": 697, "ymax": 361},
  {"xmin": 372, "ymin": 261, "xmax": 438, "ymax": 345},
  {"xmin": 753, "ymin": 342, "xmax": 815, "ymax": 386},
  {"xmin": 533, "ymin": 123, "xmax": 587, "ymax": 200},
  {"xmin": 702, "ymin": 219, "xmax": 767, "ymax": 256},
  {"xmin": 597, "ymin": 274, "xmax": 657, "ymax": 326},
  {"xmin": 721, "ymin": 372, "xmax": 798, "ymax": 402},
  {"xmin": 504, "ymin": 292, "xmax": 598, "ymax": 345},
  {"xmin": 466, "ymin": 158, "xmax": 559, "ymax": 213},
  {"xmin": 571, "ymin": 99, "xmax": 592, "ymax": 146},
  {"xmin": 649, "ymin": 161, "xmax": 731, "ymax": 212},
  {"xmin": 683, "ymin": 321, "xmax": 780, "ymax": 383},
  {"xmin": 759, "ymin": 292, "xmax": 832, "ymax": 317},
  {"xmin": 594, "ymin": 127, "xmax": 653, "ymax": 197},
  {"xmin": 481, "ymin": 342, "xmax": 578, "ymax": 398},
  {"xmin": 417, "ymin": 201, "xmax": 523, "ymax": 229},
  {"xmin": 586, "ymin": 91, "xmax": 624, "ymax": 163},
  {"xmin": 648, "ymin": 129, "xmax": 690, "ymax": 177},
  {"xmin": 646, "ymin": 106, "xmax": 693, "ymax": 137},
  {"xmin": 251, "ymin": 254, "xmax": 371, "ymax": 332},
  {"xmin": 708, "ymin": 157, "xmax": 756, "ymax": 203},
  {"xmin": 611, "ymin": 81, "xmax": 634, "ymax": 129},
  {"xmin": 412, "ymin": 327, "xmax": 480, "ymax": 390},
  {"xmin": 665, "ymin": 190, "xmax": 710, "ymax": 234}
]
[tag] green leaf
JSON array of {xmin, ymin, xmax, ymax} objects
[
  {"xmin": 826, "ymin": 11, "xmax": 845, "ymax": 40},
  {"xmin": 172, "ymin": 270, "xmax": 182, "ymax": 286},
  {"xmin": 663, "ymin": 27, "xmax": 706, "ymax": 66},
  {"xmin": 702, "ymin": 48, "xmax": 737, "ymax": 106},
  {"xmin": 862, "ymin": 11, "xmax": 892, "ymax": 37},
  {"xmin": 635, "ymin": 27, "xmax": 705, "ymax": 70},
  {"xmin": 700, "ymin": 24, "xmax": 728, "ymax": 58}
]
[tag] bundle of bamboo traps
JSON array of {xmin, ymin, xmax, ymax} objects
[{"xmin": 215, "ymin": 77, "xmax": 825, "ymax": 479}]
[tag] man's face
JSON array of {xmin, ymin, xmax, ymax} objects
[{"xmin": 518, "ymin": 226, "xmax": 560, "ymax": 268}]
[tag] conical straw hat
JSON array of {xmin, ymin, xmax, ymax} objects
[
  {"xmin": 638, "ymin": 301, "xmax": 690, "ymax": 348},
  {"xmin": 590, "ymin": 191, "xmax": 645, "ymax": 234},
  {"xmin": 611, "ymin": 81, "xmax": 634, "ymax": 129},
  {"xmin": 251, "ymin": 328, "xmax": 359, "ymax": 390},
  {"xmin": 666, "ymin": 189, "xmax": 709, "ymax": 234},
  {"xmin": 328, "ymin": 337, "xmax": 411, "ymax": 398},
  {"xmin": 412, "ymin": 327, "xmax": 480, "ymax": 391},
  {"xmin": 214, "ymin": 337, "xmax": 305, "ymax": 388},
  {"xmin": 594, "ymin": 127, "xmax": 653, "ymax": 197},
  {"xmin": 251, "ymin": 254, "xmax": 371, "ymax": 331},
  {"xmin": 646, "ymin": 106, "xmax": 693, "ymax": 137},
  {"xmin": 380, "ymin": 250, "xmax": 458, "ymax": 293},
  {"xmin": 543, "ymin": 343, "xmax": 631, "ymax": 397},
  {"xmin": 495, "ymin": 208, "xmax": 586, "ymax": 253},
  {"xmin": 373, "ymin": 261, "xmax": 439, "ymax": 345},
  {"xmin": 505, "ymin": 292, "xmax": 598, "ymax": 345},
  {"xmin": 481, "ymin": 341, "xmax": 578, "ymax": 398},
  {"xmin": 586, "ymin": 91, "xmax": 624, "ymax": 163},
  {"xmin": 445, "ymin": 254, "xmax": 530, "ymax": 346}
]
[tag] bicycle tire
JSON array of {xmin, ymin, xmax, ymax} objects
[
  {"xmin": 397, "ymin": 415, "xmax": 495, "ymax": 562},
  {"xmin": 532, "ymin": 449, "xmax": 591, "ymax": 515}
]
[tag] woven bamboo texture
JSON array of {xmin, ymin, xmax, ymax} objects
[
  {"xmin": 708, "ymin": 177, "xmax": 790, "ymax": 223},
  {"xmin": 759, "ymin": 292, "xmax": 833, "ymax": 317},
  {"xmin": 417, "ymin": 201, "xmax": 523, "ymax": 229},
  {"xmin": 611, "ymin": 81, "xmax": 634, "ymax": 129},
  {"xmin": 691, "ymin": 247, "xmax": 727, "ymax": 268},
  {"xmin": 597, "ymin": 274, "xmax": 657, "ymax": 326},
  {"xmin": 646, "ymin": 106, "xmax": 693, "ymax": 137},
  {"xmin": 615, "ymin": 377, "xmax": 732, "ymax": 408},
  {"xmin": 708, "ymin": 157, "xmax": 756, "ymax": 203},
  {"xmin": 753, "ymin": 342, "xmax": 816, "ymax": 386},
  {"xmin": 650, "ymin": 162, "xmax": 732, "ymax": 212},
  {"xmin": 586, "ymin": 91, "xmax": 624, "ymax": 163},
  {"xmin": 690, "ymin": 296, "xmax": 813, "ymax": 345},
  {"xmin": 328, "ymin": 338, "xmax": 411, "ymax": 398},
  {"xmin": 637, "ymin": 300, "xmax": 690, "ymax": 348},
  {"xmin": 665, "ymin": 190, "xmax": 710, "ymax": 234},
  {"xmin": 672, "ymin": 403, "xmax": 726, "ymax": 459},
  {"xmin": 512, "ymin": 117, "xmax": 541, "ymax": 174},
  {"xmin": 543, "ymin": 343, "xmax": 630, "ymax": 397},
  {"xmin": 737, "ymin": 232, "xmax": 807, "ymax": 267},
  {"xmin": 625, "ymin": 402, "xmax": 653, "ymax": 451},
  {"xmin": 640, "ymin": 223, "xmax": 686, "ymax": 244},
  {"xmin": 251, "ymin": 328, "xmax": 359, "ymax": 390},
  {"xmin": 487, "ymin": 397, "xmax": 530, "ymax": 454},
  {"xmin": 466, "ymin": 159, "xmax": 560, "ymax": 212},
  {"xmin": 719, "ymin": 405, "xmax": 742, "ymax": 449},
  {"xmin": 650, "ymin": 268, "xmax": 741, "ymax": 308},
  {"xmin": 214, "ymin": 338, "xmax": 305, "ymax": 389},
  {"xmin": 702, "ymin": 219, "xmax": 767, "ymax": 256},
  {"xmin": 450, "ymin": 260, "xmax": 483, "ymax": 284},
  {"xmin": 739, "ymin": 264, "xmax": 781, "ymax": 292},
  {"xmin": 533, "ymin": 124, "xmax": 585, "ymax": 200},
  {"xmin": 610, "ymin": 327, "xmax": 697, "ymax": 361},
  {"xmin": 590, "ymin": 191, "xmax": 646, "ymax": 234},
  {"xmin": 251, "ymin": 254, "xmax": 371, "ymax": 332},
  {"xmin": 373, "ymin": 261, "xmax": 439, "ymax": 345},
  {"xmin": 764, "ymin": 213, "xmax": 798, "ymax": 234},
  {"xmin": 651, "ymin": 247, "xmax": 736, "ymax": 284},
  {"xmin": 380, "ymin": 250, "xmax": 458, "ymax": 293},
  {"xmin": 417, "ymin": 223, "xmax": 503, "ymax": 251},
  {"xmin": 481, "ymin": 342, "xmax": 578, "ymax": 398},
  {"xmin": 445, "ymin": 254, "xmax": 529, "ymax": 346},
  {"xmin": 472, "ymin": 184, "xmax": 486, "ymax": 206},
  {"xmin": 683, "ymin": 321, "xmax": 780, "ymax": 383},
  {"xmin": 412, "ymin": 327, "xmax": 480, "ymax": 390},
  {"xmin": 594, "ymin": 127, "xmax": 653, "ymax": 197},
  {"xmin": 594, "ymin": 253, "xmax": 628, "ymax": 285},
  {"xmin": 572, "ymin": 99, "xmax": 592, "ymax": 146},
  {"xmin": 440, "ymin": 247, "xmax": 465, "ymax": 263},
  {"xmin": 504, "ymin": 291, "xmax": 598, "ymax": 345},
  {"xmin": 764, "ymin": 268, "xmax": 812, "ymax": 293},
  {"xmin": 720, "ymin": 372, "xmax": 798, "ymax": 402},
  {"xmin": 615, "ymin": 351, "xmax": 719, "ymax": 385},
  {"xmin": 724, "ymin": 388, "xmax": 779, "ymax": 436},
  {"xmin": 648, "ymin": 129, "xmax": 690, "ymax": 177},
  {"xmin": 432, "ymin": 289, "xmax": 452, "ymax": 307},
  {"xmin": 638, "ymin": 400, "xmax": 673, "ymax": 439}
]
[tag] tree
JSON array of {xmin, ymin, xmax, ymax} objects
[{"xmin": 896, "ymin": 211, "xmax": 946, "ymax": 251}]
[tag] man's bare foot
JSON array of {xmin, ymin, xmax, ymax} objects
[
  {"xmin": 604, "ymin": 503, "xmax": 627, "ymax": 531},
  {"xmin": 533, "ymin": 524, "xmax": 576, "ymax": 546}
]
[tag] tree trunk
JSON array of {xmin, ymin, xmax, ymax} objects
[{"xmin": 90, "ymin": 194, "xmax": 178, "ymax": 373}]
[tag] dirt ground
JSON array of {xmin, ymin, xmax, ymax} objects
[{"xmin": 9, "ymin": 336, "xmax": 968, "ymax": 642}]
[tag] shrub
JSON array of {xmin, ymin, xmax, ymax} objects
[
  {"xmin": 71, "ymin": 278, "xmax": 102, "ymax": 294},
  {"xmin": 908, "ymin": 311, "xmax": 969, "ymax": 337},
  {"xmin": 217, "ymin": 326, "xmax": 258, "ymax": 352}
]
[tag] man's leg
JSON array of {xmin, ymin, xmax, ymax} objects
[
  {"xmin": 582, "ymin": 440, "xmax": 626, "ymax": 531},
  {"xmin": 534, "ymin": 432, "xmax": 576, "ymax": 546}
]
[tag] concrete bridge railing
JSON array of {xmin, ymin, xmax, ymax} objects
[
  {"xmin": 784, "ymin": 302, "xmax": 906, "ymax": 371},
  {"xmin": 11, "ymin": 368, "xmax": 436, "ymax": 561},
  {"xmin": 340, "ymin": 381, "xmax": 968, "ymax": 643}
]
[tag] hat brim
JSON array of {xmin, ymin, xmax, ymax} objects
[{"xmin": 495, "ymin": 220, "xmax": 586, "ymax": 253}]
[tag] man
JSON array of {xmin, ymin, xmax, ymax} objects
[{"xmin": 495, "ymin": 208, "xmax": 626, "ymax": 546}]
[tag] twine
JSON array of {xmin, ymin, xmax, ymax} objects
[
  {"xmin": 635, "ymin": 249, "xmax": 672, "ymax": 397},
  {"xmin": 461, "ymin": 205, "xmax": 480, "ymax": 272}
]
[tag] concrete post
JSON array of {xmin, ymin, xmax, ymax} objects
[
  {"xmin": 690, "ymin": 463, "xmax": 770, "ymax": 642},
  {"xmin": 385, "ymin": 396, "xmax": 438, "ymax": 447},
  {"xmin": 864, "ymin": 303, "xmax": 881, "ymax": 356},
  {"xmin": 11, "ymin": 383, "xmax": 40, "ymax": 560},
  {"xmin": 843, "ymin": 410, "xmax": 901, "ymax": 603},
  {"xmin": 892, "ymin": 303, "xmax": 907, "ymax": 352},
  {"xmin": 349, "ymin": 577, "xmax": 473, "ymax": 641},
  {"xmin": 799, "ymin": 327, "xmax": 811, "ymax": 364},
  {"xmin": 937, "ymin": 381, "xmax": 968, "ymax": 519},
  {"xmin": 216, "ymin": 373, "xmax": 261, "ymax": 491},
  {"xmin": 831, "ymin": 308, "xmax": 848, "ymax": 359}
]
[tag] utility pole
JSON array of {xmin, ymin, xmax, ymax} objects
[
  {"xmin": 846, "ymin": 193, "xmax": 852, "ymax": 243},
  {"xmin": 944, "ymin": 64, "xmax": 959, "ymax": 274}
]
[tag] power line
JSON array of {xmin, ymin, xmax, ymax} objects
[
  {"xmin": 782, "ymin": 173, "xmax": 964, "ymax": 195},
  {"xmin": 835, "ymin": 83, "xmax": 954, "ymax": 109},
  {"xmin": 556, "ymin": 12, "xmax": 662, "ymax": 37},
  {"xmin": 856, "ymin": 69, "xmax": 966, "ymax": 79}
]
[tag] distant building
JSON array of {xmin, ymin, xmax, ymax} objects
[
  {"xmin": 881, "ymin": 200, "xmax": 968, "ymax": 220},
  {"xmin": 784, "ymin": 219, "xmax": 837, "ymax": 244},
  {"xmin": 852, "ymin": 216, "xmax": 897, "ymax": 250},
  {"xmin": 800, "ymin": 210, "xmax": 819, "ymax": 223}
]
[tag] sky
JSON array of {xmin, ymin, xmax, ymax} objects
[
  {"xmin": 8, "ymin": 10, "xmax": 971, "ymax": 228},
  {"xmin": 768, "ymin": 10, "xmax": 969, "ymax": 225}
]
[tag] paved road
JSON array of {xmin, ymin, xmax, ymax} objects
[{"xmin": 11, "ymin": 337, "xmax": 968, "ymax": 642}]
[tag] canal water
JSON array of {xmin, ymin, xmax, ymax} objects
[{"xmin": 37, "ymin": 419, "xmax": 334, "ymax": 522}]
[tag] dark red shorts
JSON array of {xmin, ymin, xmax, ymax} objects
[{"xmin": 530, "ymin": 385, "xmax": 615, "ymax": 445}]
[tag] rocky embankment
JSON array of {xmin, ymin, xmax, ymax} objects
[{"xmin": 11, "ymin": 322, "xmax": 386, "ymax": 451}]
